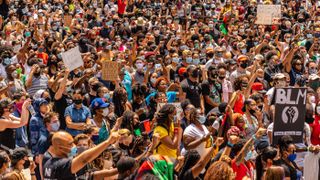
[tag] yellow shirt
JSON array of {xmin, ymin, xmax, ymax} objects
[{"xmin": 153, "ymin": 124, "xmax": 177, "ymax": 159}]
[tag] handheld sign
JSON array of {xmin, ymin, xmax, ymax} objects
[
  {"xmin": 273, "ymin": 88, "xmax": 307, "ymax": 145},
  {"xmin": 101, "ymin": 61, "xmax": 119, "ymax": 81},
  {"xmin": 61, "ymin": 46, "xmax": 83, "ymax": 71},
  {"xmin": 256, "ymin": 5, "xmax": 281, "ymax": 25},
  {"xmin": 157, "ymin": 103, "xmax": 183, "ymax": 120}
]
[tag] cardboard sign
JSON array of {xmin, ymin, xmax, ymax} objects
[
  {"xmin": 61, "ymin": 46, "xmax": 83, "ymax": 71},
  {"xmin": 256, "ymin": 5, "xmax": 281, "ymax": 25},
  {"xmin": 64, "ymin": 15, "xmax": 72, "ymax": 27},
  {"xmin": 101, "ymin": 61, "xmax": 119, "ymax": 81},
  {"xmin": 273, "ymin": 88, "xmax": 307, "ymax": 145},
  {"xmin": 157, "ymin": 103, "xmax": 183, "ymax": 120}
]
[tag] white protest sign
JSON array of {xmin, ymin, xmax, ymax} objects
[
  {"xmin": 13, "ymin": 44, "xmax": 21, "ymax": 53},
  {"xmin": 157, "ymin": 103, "xmax": 183, "ymax": 120},
  {"xmin": 61, "ymin": 46, "xmax": 83, "ymax": 71},
  {"xmin": 256, "ymin": 5, "xmax": 281, "ymax": 25}
]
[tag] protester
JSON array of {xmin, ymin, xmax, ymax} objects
[{"xmin": 1, "ymin": 0, "xmax": 320, "ymax": 180}]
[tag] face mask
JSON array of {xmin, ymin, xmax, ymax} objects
[
  {"xmin": 258, "ymin": 105, "xmax": 263, "ymax": 111},
  {"xmin": 50, "ymin": 122, "xmax": 60, "ymax": 132},
  {"xmin": 285, "ymin": 38, "xmax": 291, "ymax": 43},
  {"xmin": 309, "ymin": 96, "xmax": 316, "ymax": 104},
  {"xmin": 73, "ymin": 99, "xmax": 82, "ymax": 105},
  {"xmin": 233, "ymin": 31, "xmax": 238, "ymax": 35},
  {"xmin": 68, "ymin": 146, "xmax": 77, "ymax": 157},
  {"xmin": 316, "ymin": 106, "xmax": 320, "ymax": 114},
  {"xmin": 241, "ymin": 82, "xmax": 248, "ymax": 88},
  {"xmin": 208, "ymin": 24, "xmax": 214, "ymax": 28},
  {"xmin": 216, "ymin": 52, "xmax": 223, "ymax": 57},
  {"xmin": 257, "ymin": 77, "xmax": 264, "ymax": 82},
  {"xmin": 167, "ymin": 19, "xmax": 172, "ymax": 24},
  {"xmin": 3, "ymin": 58, "xmax": 11, "ymax": 66},
  {"xmin": 198, "ymin": 115, "xmax": 206, "ymax": 124},
  {"xmin": 104, "ymin": 93, "xmax": 110, "ymax": 100},
  {"xmin": 91, "ymin": 135, "xmax": 99, "ymax": 144},
  {"xmin": 309, "ymin": 68, "xmax": 317, "ymax": 74},
  {"xmin": 249, "ymin": 109, "xmax": 256, "ymax": 115},
  {"xmin": 307, "ymin": 34, "xmax": 313, "ymax": 39},
  {"xmin": 136, "ymin": 63, "xmax": 144, "ymax": 70},
  {"xmin": 244, "ymin": 151, "xmax": 253, "ymax": 161},
  {"xmin": 298, "ymin": 18, "xmax": 304, "ymax": 23},
  {"xmin": 218, "ymin": 76, "xmax": 225, "ymax": 80},
  {"xmin": 191, "ymin": 70, "xmax": 199, "ymax": 78},
  {"xmin": 240, "ymin": 62, "xmax": 248, "ymax": 69},
  {"xmin": 287, "ymin": 153, "xmax": 297, "ymax": 162},
  {"xmin": 150, "ymin": 77, "xmax": 157, "ymax": 84},
  {"xmin": 193, "ymin": 59, "xmax": 200, "ymax": 65},
  {"xmin": 11, "ymin": 71, "xmax": 18, "ymax": 78},
  {"xmin": 254, "ymin": 41, "xmax": 259, "ymax": 46},
  {"xmin": 241, "ymin": 48, "xmax": 247, "ymax": 54},
  {"xmin": 102, "ymin": 108, "xmax": 109, "ymax": 117},
  {"xmin": 23, "ymin": 159, "xmax": 30, "ymax": 169},
  {"xmin": 186, "ymin": 57, "xmax": 193, "ymax": 64},
  {"xmin": 172, "ymin": 57, "xmax": 180, "ymax": 64},
  {"xmin": 239, "ymin": 29, "xmax": 245, "ymax": 33},
  {"xmin": 77, "ymin": 146, "xmax": 87, "ymax": 154}
]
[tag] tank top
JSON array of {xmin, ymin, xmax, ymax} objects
[
  {"xmin": 234, "ymin": 94, "xmax": 244, "ymax": 115},
  {"xmin": 0, "ymin": 117, "xmax": 15, "ymax": 149}
]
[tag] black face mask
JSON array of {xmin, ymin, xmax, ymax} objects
[
  {"xmin": 207, "ymin": 53, "xmax": 214, "ymax": 58},
  {"xmin": 249, "ymin": 109, "xmax": 256, "ymax": 115},
  {"xmin": 45, "ymin": 97, "xmax": 51, "ymax": 103},
  {"xmin": 91, "ymin": 84, "xmax": 100, "ymax": 92},
  {"xmin": 258, "ymin": 105, "xmax": 263, "ymax": 111},
  {"xmin": 298, "ymin": 18, "xmax": 304, "ymax": 23},
  {"xmin": 218, "ymin": 76, "xmax": 225, "ymax": 80},
  {"xmin": 23, "ymin": 159, "xmax": 30, "ymax": 169},
  {"xmin": 240, "ymin": 62, "xmax": 248, "ymax": 69},
  {"xmin": 73, "ymin": 99, "xmax": 82, "ymax": 105},
  {"xmin": 191, "ymin": 70, "xmax": 199, "ymax": 78}
]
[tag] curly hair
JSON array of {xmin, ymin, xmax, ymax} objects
[
  {"xmin": 233, "ymin": 75, "xmax": 249, "ymax": 91},
  {"xmin": 204, "ymin": 161, "xmax": 235, "ymax": 180},
  {"xmin": 113, "ymin": 87, "xmax": 128, "ymax": 117},
  {"xmin": 179, "ymin": 150, "xmax": 201, "ymax": 179},
  {"xmin": 156, "ymin": 104, "xmax": 175, "ymax": 130},
  {"xmin": 121, "ymin": 110, "xmax": 136, "ymax": 132}
]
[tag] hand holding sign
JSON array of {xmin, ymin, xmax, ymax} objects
[{"xmin": 61, "ymin": 46, "xmax": 84, "ymax": 71}]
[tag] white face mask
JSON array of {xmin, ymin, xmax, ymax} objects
[
  {"xmin": 167, "ymin": 19, "xmax": 172, "ymax": 24},
  {"xmin": 102, "ymin": 108, "xmax": 109, "ymax": 117},
  {"xmin": 316, "ymin": 106, "xmax": 320, "ymax": 114},
  {"xmin": 135, "ymin": 63, "xmax": 144, "ymax": 70},
  {"xmin": 150, "ymin": 77, "xmax": 157, "ymax": 84},
  {"xmin": 309, "ymin": 96, "xmax": 316, "ymax": 104}
]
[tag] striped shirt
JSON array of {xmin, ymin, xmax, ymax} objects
[{"xmin": 27, "ymin": 75, "xmax": 48, "ymax": 96}]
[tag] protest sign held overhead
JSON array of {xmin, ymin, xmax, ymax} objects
[
  {"xmin": 101, "ymin": 61, "xmax": 119, "ymax": 81},
  {"xmin": 256, "ymin": 5, "xmax": 281, "ymax": 25},
  {"xmin": 61, "ymin": 46, "xmax": 83, "ymax": 71},
  {"xmin": 273, "ymin": 88, "xmax": 307, "ymax": 145}
]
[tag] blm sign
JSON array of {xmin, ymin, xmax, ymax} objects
[{"xmin": 273, "ymin": 88, "xmax": 307, "ymax": 145}]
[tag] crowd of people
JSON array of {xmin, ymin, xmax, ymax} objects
[{"xmin": 1, "ymin": 0, "xmax": 320, "ymax": 179}]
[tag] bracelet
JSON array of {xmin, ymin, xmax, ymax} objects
[
  {"xmin": 226, "ymin": 142, "xmax": 234, "ymax": 148},
  {"xmin": 31, "ymin": 173, "xmax": 35, "ymax": 176}
]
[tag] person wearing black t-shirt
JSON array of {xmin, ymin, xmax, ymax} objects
[
  {"xmin": 42, "ymin": 131, "xmax": 118, "ymax": 180},
  {"xmin": 181, "ymin": 65, "xmax": 204, "ymax": 113}
]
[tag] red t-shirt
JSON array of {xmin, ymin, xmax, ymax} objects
[
  {"xmin": 234, "ymin": 94, "xmax": 244, "ymax": 115},
  {"xmin": 118, "ymin": 0, "xmax": 127, "ymax": 15},
  {"xmin": 311, "ymin": 116, "xmax": 320, "ymax": 145},
  {"xmin": 231, "ymin": 159, "xmax": 250, "ymax": 180}
]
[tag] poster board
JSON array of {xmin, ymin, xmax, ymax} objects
[
  {"xmin": 273, "ymin": 88, "xmax": 307, "ymax": 145},
  {"xmin": 256, "ymin": 5, "xmax": 281, "ymax": 25},
  {"xmin": 157, "ymin": 103, "xmax": 183, "ymax": 120},
  {"xmin": 101, "ymin": 61, "xmax": 119, "ymax": 81},
  {"xmin": 61, "ymin": 46, "xmax": 83, "ymax": 71},
  {"xmin": 64, "ymin": 14, "xmax": 72, "ymax": 27}
]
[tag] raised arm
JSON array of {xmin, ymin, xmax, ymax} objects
[
  {"xmin": 71, "ymin": 133, "xmax": 119, "ymax": 174},
  {"xmin": 54, "ymin": 70, "xmax": 70, "ymax": 100},
  {"xmin": 283, "ymin": 44, "xmax": 299, "ymax": 73}
]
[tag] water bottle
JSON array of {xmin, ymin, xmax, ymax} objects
[{"xmin": 28, "ymin": 105, "xmax": 36, "ymax": 116}]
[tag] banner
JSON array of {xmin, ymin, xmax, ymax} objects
[
  {"xmin": 61, "ymin": 46, "xmax": 83, "ymax": 71},
  {"xmin": 256, "ymin": 5, "xmax": 281, "ymax": 25},
  {"xmin": 273, "ymin": 88, "xmax": 307, "ymax": 145},
  {"xmin": 101, "ymin": 61, "xmax": 119, "ymax": 81},
  {"xmin": 157, "ymin": 103, "xmax": 183, "ymax": 120}
]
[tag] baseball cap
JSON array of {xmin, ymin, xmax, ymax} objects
[
  {"xmin": 206, "ymin": 47, "xmax": 214, "ymax": 54},
  {"xmin": 91, "ymin": 98, "xmax": 110, "ymax": 109},
  {"xmin": 251, "ymin": 82, "xmax": 267, "ymax": 94},
  {"xmin": 237, "ymin": 55, "xmax": 249, "ymax": 62},
  {"xmin": 273, "ymin": 73, "xmax": 286, "ymax": 80}
]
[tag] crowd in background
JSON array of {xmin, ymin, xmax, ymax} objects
[{"xmin": 0, "ymin": 0, "xmax": 320, "ymax": 179}]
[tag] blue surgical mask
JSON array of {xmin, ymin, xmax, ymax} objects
[
  {"xmin": 198, "ymin": 115, "xmax": 206, "ymax": 124},
  {"xmin": 186, "ymin": 57, "xmax": 193, "ymax": 64},
  {"xmin": 172, "ymin": 57, "xmax": 180, "ymax": 64},
  {"xmin": 91, "ymin": 135, "xmax": 99, "ymax": 144},
  {"xmin": 104, "ymin": 93, "xmax": 110, "ymax": 100},
  {"xmin": 287, "ymin": 153, "xmax": 297, "ymax": 162},
  {"xmin": 50, "ymin": 122, "xmax": 60, "ymax": 132},
  {"xmin": 68, "ymin": 146, "xmax": 77, "ymax": 157},
  {"xmin": 193, "ymin": 58, "xmax": 200, "ymax": 65},
  {"xmin": 245, "ymin": 150, "xmax": 253, "ymax": 161}
]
